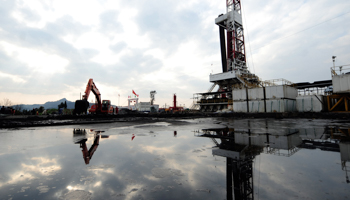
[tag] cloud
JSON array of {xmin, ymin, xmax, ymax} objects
[
  {"xmin": 0, "ymin": 41, "xmax": 69, "ymax": 74},
  {"xmin": 243, "ymin": 0, "xmax": 350, "ymax": 82},
  {"xmin": 0, "ymin": 0, "xmax": 349, "ymax": 105}
]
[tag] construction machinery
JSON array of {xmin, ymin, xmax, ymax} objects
[
  {"xmin": 150, "ymin": 90, "xmax": 157, "ymax": 105},
  {"xmin": 74, "ymin": 78, "xmax": 117, "ymax": 115},
  {"xmin": 166, "ymin": 94, "xmax": 184, "ymax": 113},
  {"xmin": 150, "ymin": 90, "xmax": 157, "ymax": 113},
  {"xmin": 73, "ymin": 129, "xmax": 107, "ymax": 165}
]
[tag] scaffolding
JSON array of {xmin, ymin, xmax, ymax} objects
[
  {"xmin": 261, "ymin": 78, "xmax": 294, "ymax": 87},
  {"xmin": 327, "ymin": 65, "xmax": 350, "ymax": 112}
]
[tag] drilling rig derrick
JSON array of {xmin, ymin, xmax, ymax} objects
[{"xmin": 193, "ymin": 0, "xmax": 261, "ymax": 112}]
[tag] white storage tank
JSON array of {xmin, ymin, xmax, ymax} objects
[
  {"xmin": 232, "ymin": 89, "xmax": 246, "ymax": 101},
  {"xmin": 332, "ymin": 74, "xmax": 350, "ymax": 93},
  {"xmin": 265, "ymin": 85, "xmax": 297, "ymax": 99},
  {"xmin": 269, "ymin": 134, "xmax": 302, "ymax": 150},
  {"xmin": 248, "ymin": 87, "xmax": 264, "ymax": 100},
  {"xmin": 233, "ymin": 101, "xmax": 247, "ymax": 112},
  {"xmin": 248, "ymin": 100, "xmax": 265, "ymax": 113},
  {"xmin": 265, "ymin": 129, "xmax": 299, "ymax": 136},
  {"xmin": 137, "ymin": 102, "xmax": 151, "ymax": 111},
  {"xmin": 266, "ymin": 99, "xmax": 296, "ymax": 113},
  {"xmin": 235, "ymin": 133, "xmax": 266, "ymax": 147},
  {"xmin": 296, "ymin": 95, "xmax": 324, "ymax": 112},
  {"xmin": 136, "ymin": 102, "xmax": 159, "ymax": 112},
  {"xmin": 298, "ymin": 128, "xmax": 327, "ymax": 140},
  {"xmin": 340, "ymin": 142, "xmax": 350, "ymax": 161}
]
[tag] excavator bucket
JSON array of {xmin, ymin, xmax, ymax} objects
[{"xmin": 74, "ymin": 100, "xmax": 89, "ymax": 114}]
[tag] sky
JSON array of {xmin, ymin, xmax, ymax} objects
[{"xmin": 0, "ymin": 0, "xmax": 349, "ymax": 108}]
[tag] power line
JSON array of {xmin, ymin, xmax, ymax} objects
[{"xmin": 252, "ymin": 10, "xmax": 350, "ymax": 51}]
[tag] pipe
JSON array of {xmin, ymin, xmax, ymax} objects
[{"xmin": 219, "ymin": 26, "xmax": 227, "ymax": 72}]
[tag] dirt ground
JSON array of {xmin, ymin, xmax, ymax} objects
[{"xmin": 1, "ymin": 112, "xmax": 350, "ymax": 129}]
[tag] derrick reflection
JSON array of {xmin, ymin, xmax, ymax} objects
[
  {"xmin": 73, "ymin": 129, "xmax": 108, "ymax": 165},
  {"xmin": 200, "ymin": 128, "xmax": 262, "ymax": 200},
  {"xmin": 198, "ymin": 126, "xmax": 350, "ymax": 200}
]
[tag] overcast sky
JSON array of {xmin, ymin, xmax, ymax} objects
[{"xmin": 1, "ymin": 0, "xmax": 349, "ymax": 107}]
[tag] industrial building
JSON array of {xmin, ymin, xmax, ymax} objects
[
  {"xmin": 127, "ymin": 90, "xmax": 159, "ymax": 112},
  {"xmin": 192, "ymin": 1, "xmax": 350, "ymax": 113}
]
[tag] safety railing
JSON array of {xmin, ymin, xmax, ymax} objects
[{"xmin": 331, "ymin": 65, "xmax": 350, "ymax": 77}]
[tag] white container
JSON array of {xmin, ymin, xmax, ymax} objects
[
  {"xmin": 296, "ymin": 95, "xmax": 324, "ymax": 112},
  {"xmin": 332, "ymin": 74, "xmax": 350, "ymax": 93},
  {"xmin": 234, "ymin": 99, "xmax": 296, "ymax": 113},
  {"xmin": 235, "ymin": 134, "xmax": 266, "ymax": 147},
  {"xmin": 233, "ymin": 101, "xmax": 247, "ymax": 112},
  {"xmin": 232, "ymin": 89, "xmax": 246, "ymax": 101},
  {"xmin": 264, "ymin": 129, "xmax": 299, "ymax": 136},
  {"xmin": 136, "ymin": 102, "xmax": 159, "ymax": 112},
  {"xmin": 234, "ymin": 131, "xmax": 301, "ymax": 149},
  {"xmin": 298, "ymin": 128, "xmax": 327, "ymax": 140},
  {"xmin": 266, "ymin": 99, "xmax": 296, "ymax": 113},
  {"xmin": 269, "ymin": 134, "xmax": 302, "ymax": 150},
  {"xmin": 248, "ymin": 87, "xmax": 264, "ymax": 100},
  {"xmin": 340, "ymin": 142, "xmax": 350, "ymax": 161},
  {"xmin": 265, "ymin": 85, "xmax": 297, "ymax": 99},
  {"xmin": 248, "ymin": 100, "xmax": 265, "ymax": 113}
]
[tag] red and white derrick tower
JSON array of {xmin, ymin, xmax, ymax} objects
[
  {"xmin": 216, "ymin": 0, "xmax": 248, "ymax": 74},
  {"xmin": 194, "ymin": 0, "xmax": 259, "ymax": 112}
]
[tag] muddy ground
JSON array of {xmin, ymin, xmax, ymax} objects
[{"xmin": 1, "ymin": 112, "xmax": 350, "ymax": 128}]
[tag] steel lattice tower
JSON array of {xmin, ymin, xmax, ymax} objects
[
  {"xmin": 217, "ymin": 0, "xmax": 248, "ymax": 74},
  {"xmin": 193, "ymin": 0, "xmax": 260, "ymax": 112}
]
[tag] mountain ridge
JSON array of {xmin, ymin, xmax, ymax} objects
[{"xmin": 13, "ymin": 98, "xmax": 94, "ymax": 110}]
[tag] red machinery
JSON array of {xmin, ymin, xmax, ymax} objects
[
  {"xmin": 167, "ymin": 94, "xmax": 184, "ymax": 113},
  {"xmin": 74, "ymin": 78, "xmax": 117, "ymax": 115}
]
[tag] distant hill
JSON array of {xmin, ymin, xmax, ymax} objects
[
  {"xmin": 14, "ymin": 98, "xmax": 94, "ymax": 111},
  {"xmin": 13, "ymin": 98, "xmax": 118, "ymax": 111}
]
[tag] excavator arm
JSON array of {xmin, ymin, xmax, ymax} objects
[
  {"xmin": 83, "ymin": 79, "xmax": 101, "ymax": 105},
  {"xmin": 74, "ymin": 78, "xmax": 102, "ymax": 115}
]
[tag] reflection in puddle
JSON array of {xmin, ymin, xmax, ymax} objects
[
  {"xmin": 73, "ymin": 129, "xmax": 108, "ymax": 165},
  {"xmin": 197, "ymin": 126, "xmax": 350, "ymax": 200},
  {"xmin": 1, "ymin": 119, "xmax": 350, "ymax": 199}
]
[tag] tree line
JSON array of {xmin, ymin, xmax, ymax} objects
[{"xmin": 1, "ymin": 98, "xmax": 70, "ymax": 115}]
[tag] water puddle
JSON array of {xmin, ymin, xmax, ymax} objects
[{"xmin": 0, "ymin": 118, "xmax": 349, "ymax": 199}]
